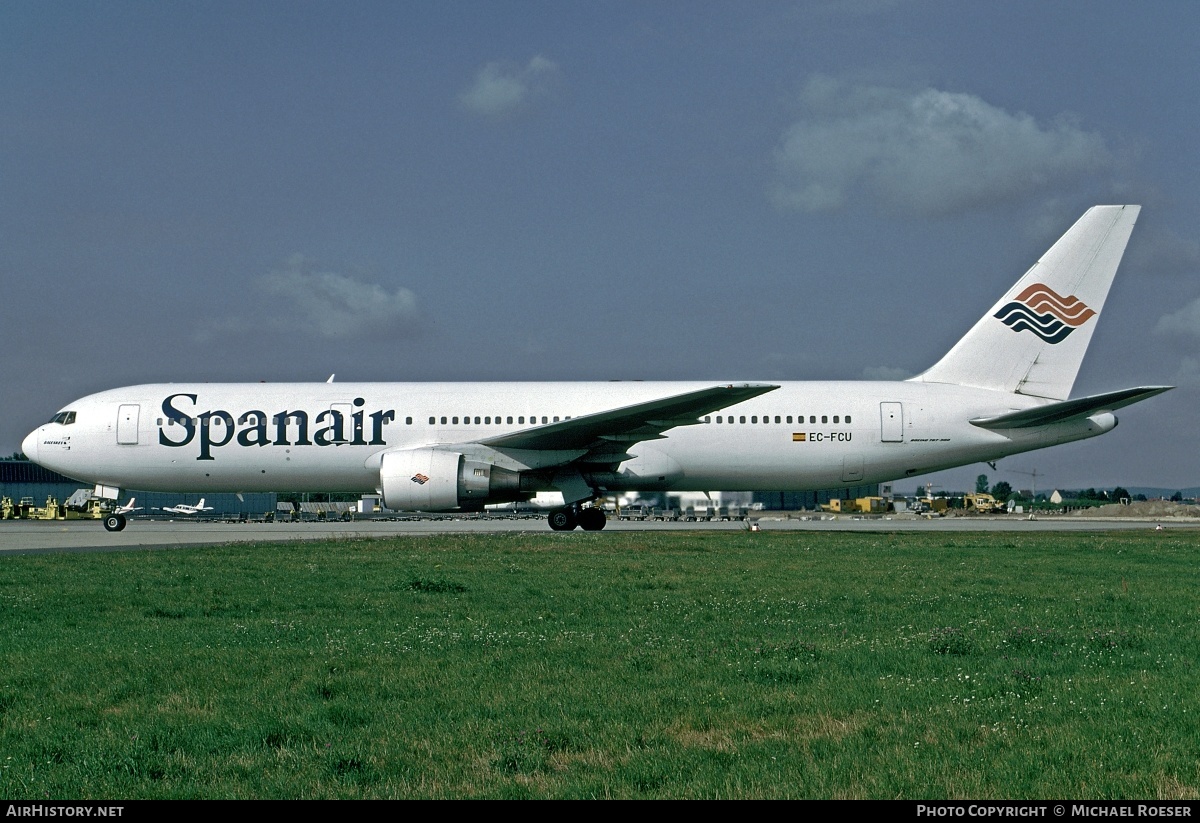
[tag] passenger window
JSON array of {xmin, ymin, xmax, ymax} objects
[
  {"xmin": 406, "ymin": 417, "xmax": 412, "ymax": 425},
  {"xmin": 786, "ymin": 416, "xmax": 792, "ymax": 423},
  {"xmin": 822, "ymin": 415, "xmax": 828, "ymax": 423},
  {"xmin": 833, "ymin": 415, "xmax": 839, "ymax": 423},
  {"xmin": 519, "ymin": 416, "xmax": 525, "ymax": 424},
  {"xmin": 739, "ymin": 416, "xmax": 746, "ymax": 424},
  {"xmin": 809, "ymin": 415, "xmax": 816, "ymax": 424},
  {"xmin": 846, "ymin": 415, "xmax": 852, "ymax": 424},
  {"xmin": 751, "ymin": 416, "xmax": 758, "ymax": 423},
  {"xmin": 507, "ymin": 416, "xmax": 513, "ymax": 424},
  {"xmin": 716, "ymin": 416, "xmax": 722, "ymax": 423},
  {"xmin": 440, "ymin": 416, "xmax": 447, "ymax": 425}
]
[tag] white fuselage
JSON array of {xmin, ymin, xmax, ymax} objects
[{"xmin": 22, "ymin": 380, "xmax": 1114, "ymax": 498}]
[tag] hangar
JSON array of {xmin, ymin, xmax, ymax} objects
[{"xmin": 0, "ymin": 459, "xmax": 275, "ymax": 519}]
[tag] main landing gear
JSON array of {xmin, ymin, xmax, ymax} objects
[
  {"xmin": 103, "ymin": 513, "xmax": 127, "ymax": 532},
  {"xmin": 547, "ymin": 504, "xmax": 607, "ymax": 531}
]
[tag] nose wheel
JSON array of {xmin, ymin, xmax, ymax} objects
[{"xmin": 103, "ymin": 513, "xmax": 127, "ymax": 532}]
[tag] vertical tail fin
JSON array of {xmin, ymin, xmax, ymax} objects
[{"xmin": 911, "ymin": 205, "xmax": 1140, "ymax": 400}]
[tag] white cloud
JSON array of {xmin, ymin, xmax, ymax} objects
[
  {"xmin": 1161, "ymin": 356, "xmax": 1200, "ymax": 389},
  {"xmin": 196, "ymin": 255, "xmax": 419, "ymax": 342},
  {"xmin": 1125, "ymin": 226, "xmax": 1200, "ymax": 278},
  {"xmin": 1154, "ymin": 297, "xmax": 1200, "ymax": 338},
  {"xmin": 773, "ymin": 76, "xmax": 1111, "ymax": 216},
  {"xmin": 459, "ymin": 56, "xmax": 561, "ymax": 117}
]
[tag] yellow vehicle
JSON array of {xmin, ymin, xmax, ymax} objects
[
  {"xmin": 17, "ymin": 496, "xmax": 66, "ymax": 521},
  {"xmin": 963, "ymin": 493, "xmax": 1005, "ymax": 513},
  {"xmin": 65, "ymin": 497, "xmax": 107, "ymax": 520},
  {"xmin": 822, "ymin": 496, "xmax": 888, "ymax": 514}
]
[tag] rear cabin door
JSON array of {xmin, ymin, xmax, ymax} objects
[
  {"xmin": 880, "ymin": 402, "xmax": 903, "ymax": 443},
  {"xmin": 117, "ymin": 404, "xmax": 140, "ymax": 445}
]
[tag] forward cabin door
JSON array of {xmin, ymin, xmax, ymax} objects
[
  {"xmin": 116, "ymin": 404, "xmax": 140, "ymax": 445},
  {"xmin": 880, "ymin": 402, "xmax": 903, "ymax": 443}
]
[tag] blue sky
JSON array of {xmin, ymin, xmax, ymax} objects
[{"xmin": 3, "ymin": 0, "xmax": 1198, "ymax": 493}]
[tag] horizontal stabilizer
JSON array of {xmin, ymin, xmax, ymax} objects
[{"xmin": 970, "ymin": 386, "xmax": 1173, "ymax": 430}]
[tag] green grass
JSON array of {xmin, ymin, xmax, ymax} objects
[{"xmin": 2, "ymin": 530, "xmax": 1199, "ymax": 798}]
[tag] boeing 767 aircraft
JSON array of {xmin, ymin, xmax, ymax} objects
[{"xmin": 22, "ymin": 206, "xmax": 1170, "ymax": 532}]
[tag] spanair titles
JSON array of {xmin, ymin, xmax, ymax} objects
[{"xmin": 158, "ymin": 393, "xmax": 397, "ymax": 460}]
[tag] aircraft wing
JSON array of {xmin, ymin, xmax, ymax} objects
[
  {"xmin": 970, "ymin": 386, "xmax": 1172, "ymax": 430},
  {"xmin": 479, "ymin": 383, "xmax": 779, "ymax": 452}
]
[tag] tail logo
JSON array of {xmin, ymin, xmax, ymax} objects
[{"xmin": 993, "ymin": 284, "xmax": 1096, "ymax": 344}]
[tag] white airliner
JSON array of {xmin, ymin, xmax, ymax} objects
[
  {"xmin": 22, "ymin": 206, "xmax": 1170, "ymax": 533},
  {"xmin": 160, "ymin": 498, "xmax": 213, "ymax": 516}
]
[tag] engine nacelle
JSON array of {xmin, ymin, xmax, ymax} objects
[{"xmin": 379, "ymin": 448, "xmax": 525, "ymax": 511}]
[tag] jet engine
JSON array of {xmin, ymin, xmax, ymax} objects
[{"xmin": 378, "ymin": 448, "xmax": 525, "ymax": 511}]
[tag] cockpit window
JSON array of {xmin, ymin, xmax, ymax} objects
[{"xmin": 48, "ymin": 411, "xmax": 76, "ymax": 425}]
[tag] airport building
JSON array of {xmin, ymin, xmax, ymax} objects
[
  {"xmin": 5, "ymin": 458, "xmax": 881, "ymax": 519},
  {"xmin": 0, "ymin": 459, "xmax": 275, "ymax": 517},
  {"xmin": 0, "ymin": 459, "xmax": 81, "ymax": 504},
  {"xmin": 752, "ymin": 484, "xmax": 883, "ymax": 511}
]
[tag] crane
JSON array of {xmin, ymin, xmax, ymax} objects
[{"xmin": 1006, "ymin": 468, "xmax": 1042, "ymax": 500}]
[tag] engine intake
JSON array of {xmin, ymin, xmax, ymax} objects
[{"xmin": 379, "ymin": 448, "xmax": 524, "ymax": 511}]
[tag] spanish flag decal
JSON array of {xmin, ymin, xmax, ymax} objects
[{"xmin": 792, "ymin": 433, "xmax": 806, "ymax": 442}]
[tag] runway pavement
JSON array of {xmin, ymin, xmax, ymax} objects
[{"xmin": 1, "ymin": 513, "xmax": 1195, "ymax": 554}]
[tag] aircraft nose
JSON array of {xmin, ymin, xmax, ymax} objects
[{"xmin": 21, "ymin": 428, "xmax": 40, "ymax": 463}]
